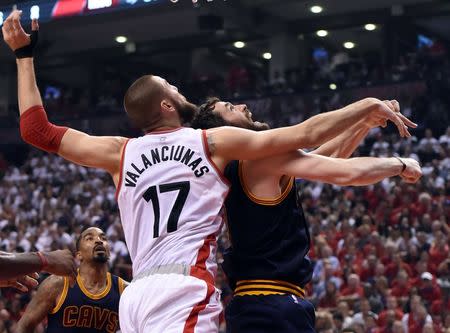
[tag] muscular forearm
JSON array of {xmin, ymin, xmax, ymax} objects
[
  {"xmin": 17, "ymin": 58, "xmax": 43, "ymax": 114},
  {"xmin": 312, "ymin": 121, "xmax": 370, "ymax": 158},
  {"xmin": 0, "ymin": 252, "xmax": 41, "ymax": 279},
  {"xmin": 342, "ymin": 157, "xmax": 403, "ymax": 186},
  {"xmin": 294, "ymin": 98, "xmax": 379, "ymax": 148}
]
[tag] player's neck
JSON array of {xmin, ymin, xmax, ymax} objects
[
  {"xmin": 144, "ymin": 118, "xmax": 182, "ymax": 133},
  {"xmin": 79, "ymin": 263, "xmax": 108, "ymax": 287}
]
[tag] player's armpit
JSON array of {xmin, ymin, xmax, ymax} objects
[
  {"xmin": 17, "ymin": 275, "xmax": 64, "ymax": 333},
  {"xmin": 58, "ymin": 129, "xmax": 128, "ymax": 175}
]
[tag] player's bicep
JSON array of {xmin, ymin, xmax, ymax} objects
[
  {"xmin": 58, "ymin": 129, "xmax": 126, "ymax": 173},
  {"xmin": 208, "ymin": 127, "xmax": 296, "ymax": 162},
  {"xmin": 18, "ymin": 276, "xmax": 63, "ymax": 331}
]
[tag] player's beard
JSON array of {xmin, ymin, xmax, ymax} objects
[
  {"xmin": 174, "ymin": 99, "xmax": 199, "ymax": 124},
  {"xmin": 246, "ymin": 120, "xmax": 270, "ymax": 131},
  {"xmin": 93, "ymin": 253, "xmax": 109, "ymax": 263}
]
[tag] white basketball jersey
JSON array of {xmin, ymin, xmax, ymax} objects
[{"xmin": 116, "ymin": 128, "xmax": 229, "ymax": 277}]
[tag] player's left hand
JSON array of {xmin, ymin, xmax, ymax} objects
[
  {"xmin": 2, "ymin": 9, "xmax": 39, "ymax": 52},
  {"xmin": 0, "ymin": 272, "xmax": 39, "ymax": 292}
]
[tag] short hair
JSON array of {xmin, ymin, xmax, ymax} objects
[
  {"xmin": 191, "ymin": 97, "xmax": 227, "ymax": 129},
  {"xmin": 124, "ymin": 75, "xmax": 166, "ymax": 131},
  {"xmin": 76, "ymin": 225, "xmax": 94, "ymax": 251}
]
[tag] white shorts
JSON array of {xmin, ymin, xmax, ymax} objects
[{"xmin": 119, "ymin": 273, "xmax": 222, "ymax": 333}]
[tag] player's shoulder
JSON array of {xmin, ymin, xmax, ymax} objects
[{"xmin": 36, "ymin": 275, "xmax": 66, "ymax": 297}]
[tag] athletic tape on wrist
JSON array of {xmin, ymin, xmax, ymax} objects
[{"xmin": 14, "ymin": 30, "xmax": 39, "ymax": 59}]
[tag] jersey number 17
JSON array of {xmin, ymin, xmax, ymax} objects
[{"xmin": 142, "ymin": 181, "xmax": 190, "ymax": 238}]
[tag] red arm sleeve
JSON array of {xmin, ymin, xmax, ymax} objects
[{"xmin": 19, "ymin": 106, "xmax": 69, "ymax": 153}]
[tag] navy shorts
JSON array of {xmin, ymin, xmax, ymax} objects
[{"xmin": 225, "ymin": 294, "xmax": 316, "ymax": 333}]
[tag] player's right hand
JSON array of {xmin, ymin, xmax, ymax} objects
[
  {"xmin": 2, "ymin": 10, "xmax": 39, "ymax": 51},
  {"xmin": 399, "ymin": 158, "xmax": 422, "ymax": 183},
  {"xmin": 43, "ymin": 250, "xmax": 77, "ymax": 280}
]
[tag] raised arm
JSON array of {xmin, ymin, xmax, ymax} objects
[
  {"xmin": 266, "ymin": 150, "xmax": 422, "ymax": 186},
  {"xmin": 3, "ymin": 11, "xmax": 126, "ymax": 182},
  {"xmin": 17, "ymin": 275, "xmax": 65, "ymax": 333}
]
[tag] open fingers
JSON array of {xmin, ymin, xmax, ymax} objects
[
  {"xmin": 20, "ymin": 275, "xmax": 39, "ymax": 289},
  {"xmin": 397, "ymin": 112, "xmax": 417, "ymax": 128},
  {"xmin": 11, "ymin": 11, "xmax": 28, "ymax": 36},
  {"xmin": 388, "ymin": 113, "xmax": 407, "ymax": 137},
  {"xmin": 31, "ymin": 19, "xmax": 39, "ymax": 31},
  {"xmin": 12, "ymin": 281, "xmax": 28, "ymax": 293}
]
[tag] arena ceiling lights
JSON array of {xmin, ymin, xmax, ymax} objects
[
  {"xmin": 365, "ymin": 23, "xmax": 377, "ymax": 31},
  {"xmin": 310, "ymin": 5, "xmax": 323, "ymax": 14},
  {"xmin": 343, "ymin": 41, "xmax": 356, "ymax": 49}
]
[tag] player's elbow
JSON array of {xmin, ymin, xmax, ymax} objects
[{"xmin": 19, "ymin": 106, "xmax": 68, "ymax": 153}]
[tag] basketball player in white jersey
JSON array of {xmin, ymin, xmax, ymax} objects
[{"xmin": 2, "ymin": 11, "xmax": 416, "ymax": 333}]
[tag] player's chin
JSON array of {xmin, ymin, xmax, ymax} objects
[
  {"xmin": 249, "ymin": 120, "xmax": 270, "ymax": 131},
  {"xmin": 93, "ymin": 253, "xmax": 109, "ymax": 263}
]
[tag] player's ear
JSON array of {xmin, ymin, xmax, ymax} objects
[
  {"xmin": 75, "ymin": 251, "xmax": 82, "ymax": 262},
  {"xmin": 161, "ymin": 99, "xmax": 175, "ymax": 113}
]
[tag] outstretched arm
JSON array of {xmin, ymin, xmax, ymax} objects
[
  {"xmin": 17, "ymin": 275, "xmax": 64, "ymax": 333},
  {"xmin": 265, "ymin": 150, "xmax": 422, "ymax": 186},
  {"xmin": 207, "ymin": 98, "xmax": 415, "ymax": 168},
  {"xmin": 0, "ymin": 250, "xmax": 77, "ymax": 281},
  {"xmin": 3, "ymin": 11, "xmax": 126, "ymax": 180},
  {"xmin": 312, "ymin": 100, "xmax": 401, "ymax": 158}
]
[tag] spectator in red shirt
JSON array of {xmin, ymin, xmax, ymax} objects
[
  {"xmin": 429, "ymin": 231, "xmax": 449, "ymax": 269},
  {"xmin": 340, "ymin": 274, "xmax": 365, "ymax": 302},
  {"xmin": 318, "ymin": 279, "xmax": 340, "ymax": 309},
  {"xmin": 391, "ymin": 270, "xmax": 412, "ymax": 300},
  {"xmin": 386, "ymin": 253, "xmax": 413, "ymax": 282},
  {"xmin": 402, "ymin": 302, "xmax": 433, "ymax": 333},
  {"xmin": 359, "ymin": 254, "xmax": 379, "ymax": 282},
  {"xmin": 418, "ymin": 272, "xmax": 442, "ymax": 306},
  {"xmin": 378, "ymin": 296, "xmax": 404, "ymax": 328}
]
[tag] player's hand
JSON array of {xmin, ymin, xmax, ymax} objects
[
  {"xmin": 0, "ymin": 272, "xmax": 39, "ymax": 292},
  {"xmin": 398, "ymin": 158, "xmax": 422, "ymax": 183},
  {"xmin": 43, "ymin": 250, "xmax": 77, "ymax": 280},
  {"xmin": 2, "ymin": 10, "xmax": 39, "ymax": 51},
  {"xmin": 364, "ymin": 99, "xmax": 417, "ymax": 137}
]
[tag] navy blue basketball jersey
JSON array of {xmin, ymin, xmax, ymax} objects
[
  {"xmin": 223, "ymin": 160, "xmax": 313, "ymax": 288},
  {"xmin": 46, "ymin": 273, "xmax": 125, "ymax": 333}
]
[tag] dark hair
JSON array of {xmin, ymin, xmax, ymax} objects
[
  {"xmin": 191, "ymin": 97, "xmax": 227, "ymax": 129},
  {"xmin": 76, "ymin": 225, "xmax": 94, "ymax": 251},
  {"xmin": 124, "ymin": 75, "xmax": 166, "ymax": 131}
]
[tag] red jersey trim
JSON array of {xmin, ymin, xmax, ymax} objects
[{"xmin": 115, "ymin": 139, "xmax": 131, "ymax": 201}]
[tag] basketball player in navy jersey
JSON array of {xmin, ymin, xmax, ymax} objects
[
  {"xmin": 16, "ymin": 227, "xmax": 128, "ymax": 333},
  {"xmin": 192, "ymin": 98, "xmax": 422, "ymax": 333}
]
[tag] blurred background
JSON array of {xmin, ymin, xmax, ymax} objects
[{"xmin": 0, "ymin": 0, "xmax": 449, "ymax": 332}]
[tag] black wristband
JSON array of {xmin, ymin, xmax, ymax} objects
[
  {"xmin": 395, "ymin": 157, "xmax": 407, "ymax": 173},
  {"xmin": 14, "ymin": 30, "xmax": 39, "ymax": 59}
]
